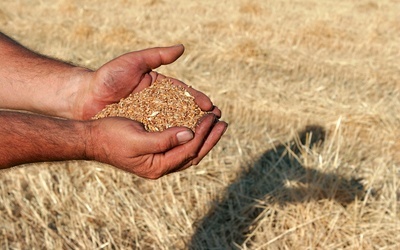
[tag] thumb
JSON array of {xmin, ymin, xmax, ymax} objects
[
  {"xmin": 131, "ymin": 44, "xmax": 185, "ymax": 72},
  {"xmin": 138, "ymin": 127, "xmax": 194, "ymax": 154}
]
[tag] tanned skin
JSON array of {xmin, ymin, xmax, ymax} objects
[
  {"xmin": 0, "ymin": 111, "xmax": 88, "ymax": 167},
  {"xmin": 0, "ymin": 32, "xmax": 227, "ymax": 179}
]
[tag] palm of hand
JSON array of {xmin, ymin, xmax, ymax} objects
[{"xmin": 82, "ymin": 53, "xmax": 157, "ymax": 120}]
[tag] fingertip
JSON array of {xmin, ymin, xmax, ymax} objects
[
  {"xmin": 210, "ymin": 105, "xmax": 222, "ymax": 118},
  {"xmin": 167, "ymin": 44, "xmax": 185, "ymax": 57},
  {"xmin": 220, "ymin": 121, "xmax": 229, "ymax": 135},
  {"xmin": 172, "ymin": 43, "xmax": 184, "ymax": 49}
]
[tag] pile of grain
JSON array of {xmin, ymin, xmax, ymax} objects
[{"xmin": 92, "ymin": 78, "xmax": 206, "ymax": 132}]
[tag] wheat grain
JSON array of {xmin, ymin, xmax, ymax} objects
[{"xmin": 92, "ymin": 78, "xmax": 206, "ymax": 132}]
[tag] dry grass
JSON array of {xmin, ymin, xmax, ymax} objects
[{"xmin": 0, "ymin": 0, "xmax": 399, "ymax": 249}]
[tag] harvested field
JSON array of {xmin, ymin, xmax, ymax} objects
[{"xmin": 0, "ymin": 0, "xmax": 399, "ymax": 249}]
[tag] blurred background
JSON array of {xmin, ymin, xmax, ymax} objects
[{"xmin": 0, "ymin": 0, "xmax": 399, "ymax": 249}]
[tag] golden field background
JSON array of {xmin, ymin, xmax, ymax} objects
[{"xmin": 0, "ymin": 0, "xmax": 399, "ymax": 249}]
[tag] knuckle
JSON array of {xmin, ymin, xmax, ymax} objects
[
  {"xmin": 181, "ymin": 152, "xmax": 198, "ymax": 167},
  {"xmin": 186, "ymin": 151, "xmax": 198, "ymax": 160},
  {"xmin": 190, "ymin": 156, "xmax": 202, "ymax": 166}
]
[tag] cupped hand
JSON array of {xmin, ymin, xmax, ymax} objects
[
  {"xmin": 73, "ymin": 45, "xmax": 220, "ymax": 120},
  {"xmin": 86, "ymin": 113, "xmax": 227, "ymax": 179}
]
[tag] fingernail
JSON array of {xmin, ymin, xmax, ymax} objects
[{"xmin": 177, "ymin": 130, "xmax": 194, "ymax": 144}]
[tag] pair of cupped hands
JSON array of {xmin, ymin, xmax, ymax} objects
[{"xmin": 70, "ymin": 45, "xmax": 227, "ymax": 179}]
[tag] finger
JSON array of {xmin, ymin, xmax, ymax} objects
[
  {"xmin": 189, "ymin": 121, "xmax": 228, "ymax": 166},
  {"xmin": 134, "ymin": 45, "xmax": 185, "ymax": 72},
  {"xmin": 209, "ymin": 105, "xmax": 222, "ymax": 118},
  {"xmin": 135, "ymin": 126, "xmax": 194, "ymax": 155},
  {"xmin": 132, "ymin": 71, "xmax": 159, "ymax": 93},
  {"xmin": 172, "ymin": 120, "xmax": 228, "ymax": 173},
  {"xmin": 131, "ymin": 115, "xmax": 215, "ymax": 178},
  {"xmin": 158, "ymin": 114, "xmax": 217, "ymax": 174}
]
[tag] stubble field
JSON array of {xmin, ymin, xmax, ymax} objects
[{"xmin": 0, "ymin": 0, "xmax": 399, "ymax": 249}]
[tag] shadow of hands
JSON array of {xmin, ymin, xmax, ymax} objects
[{"xmin": 189, "ymin": 125, "xmax": 366, "ymax": 250}]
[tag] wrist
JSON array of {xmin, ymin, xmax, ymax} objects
[
  {"xmin": 49, "ymin": 66, "xmax": 93, "ymax": 120},
  {"xmin": 83, "ymin": 120, "xmax": 97, "ymax": 161}
]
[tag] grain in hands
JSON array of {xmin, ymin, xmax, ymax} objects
[{"xmin": 93, "ymin": 78, "xmax": 206, "ymax": 132}]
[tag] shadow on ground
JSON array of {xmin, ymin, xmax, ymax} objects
[{"xmin": 188, "ymin": 125, "xmax": 366, "ymax": 249}]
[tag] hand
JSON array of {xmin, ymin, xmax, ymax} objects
[
  {"xmin": 73, "ymin": 45, "xmax": 221, "ymax": 120},
  {"xmin": 86, "ymin": 113, "xmax": 227, "ymax": 179}
]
